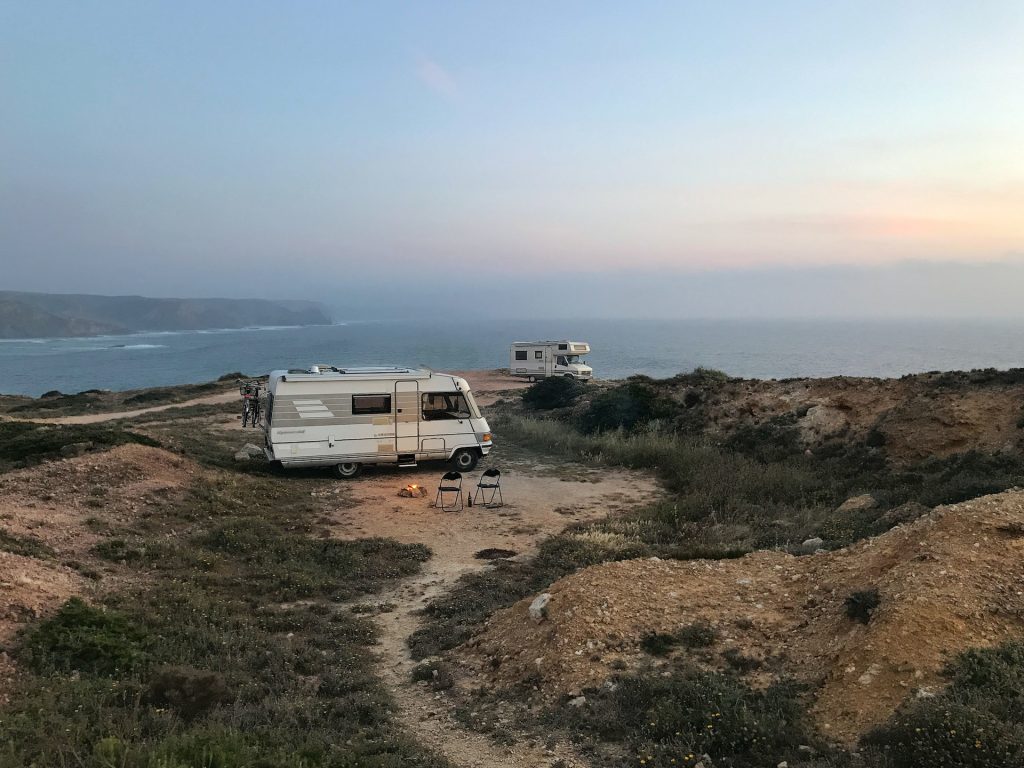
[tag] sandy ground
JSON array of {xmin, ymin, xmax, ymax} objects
[{"xmin": 328, "ymin": 457, "xmax": 660, "ymax": 767}]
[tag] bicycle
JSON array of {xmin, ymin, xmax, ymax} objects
[{"xmin": 238, "ymin": 379, "xmax": 263, "ymax": 428}]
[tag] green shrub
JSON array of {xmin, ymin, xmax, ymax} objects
[
  {"xmin": 578, "ymin": 380, "xmax": 677, "ymax": 434},
  {"xmin": 845, "ymin": 589, "xmax": 881, "ymax": 624},
  {"xmin": 722, "ymin": 648, "xmax": 762, "ymax": 673},
  {"xmin": 724, "ymin": 413, "xmax": 802, "ymax": 462},
  {"xmin": 678, "ymin": 621, "xmax": 719, "ymax": 648},
  {"xmin": 865, "ymin": 642, "xmax": 1024, "ymax": 767},
  {"xmin": 563, "ymin": 668, "xmax": 815, "ymax": 767},
  {"xmin": 411, "ymin": 660, "xmax": 455, "ymax": 691},
  {"xmin": 866, "ymin": 427, "xmax": 887, "ymax": 447},
  {"xmin": 522, "ymin": 376, "xmax": 586, "ymax": 410},
  {"xmin": 640, "ymin": 632, "xmax": 678, "ymax": 656},
  {"xmin": 8, "ymin": 391, "xmax": 101, "ymax": 413},
  {"xmin": 21, "ymin": 597, "xmax": 148, "ymax": 676},
  {"xmin": 0, "ymin": 528, "xmax": 54, "ymax": 559},
  {"xmin": 91, "ymin": 538, "xmax": 147, "ymax": 563},
  {"xmin": 200, "ymin": 522, "xmax": 430, "ymax": 601},
  {"xmin": 146, "ymin": 665, "xmax": 230, "ymax": 720}
]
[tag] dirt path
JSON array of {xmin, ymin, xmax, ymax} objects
[
  {"xmin": 329, "ymin": 459, "xmax": 660, "ymax": 768},
  {"xmin": 2, "ymin": 391, "xmax": 237, "ymax": 425}
]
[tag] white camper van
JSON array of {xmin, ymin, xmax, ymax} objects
[
  {"xmin": 509, "ymin": 341, "xmax": 592, "ymax": 380},
  {"xmin": 262, "ymin": 366, "xmax": 492, "ymax": 478}
]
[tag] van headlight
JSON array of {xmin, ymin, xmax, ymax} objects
[{"xmin": 478, "ymin": 432, "xmax": 492, "ymax": 443}]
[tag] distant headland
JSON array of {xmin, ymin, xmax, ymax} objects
[{"xmin": 0, "ymin": 291, "xmax": 333, "ymax": 339}]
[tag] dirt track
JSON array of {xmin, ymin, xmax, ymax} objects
[{"xmin": 329, "ymin": 459, "xmax": 659, "ymax": 767}]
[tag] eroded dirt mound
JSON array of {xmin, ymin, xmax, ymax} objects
[
  {"xmin": 0, "ymin": 443, "xmax": 197, "ymax": 556},
  {"xmin": 0, "ymin": 445, "xmax": 199, "ymax": 699},
  {"xmin": 463, "ymin": 488, "xmax": 1024, "ymax": 743},
  {"xmin": 698, "ymin": 372, "xmax": 1024, "ymax": 464}
]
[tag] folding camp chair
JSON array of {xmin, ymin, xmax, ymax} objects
[
  {"xmin": 473, "ymin": 468, "xmax": 503, "ymax": 508},
  {"xmin": 435, "ymin": 471, "xmax": 464, "ymax": 512}
]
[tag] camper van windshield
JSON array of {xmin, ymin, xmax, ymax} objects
[{"xmin": 422, "ymin": 392, "xmax": 473, "ymax": 420}]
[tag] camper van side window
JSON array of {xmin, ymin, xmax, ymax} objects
[
  {"xmin": 514, "ymin": 350, "xmax": 527, "ymax": 361},
  {"xmin": 352, "ymin": 394, "xmax": 391, "ymax": 415},
  {"xmin": 558, "ymin": 344, "xmax": 568, "ymax": 350},
  {"xmin": 534, "ymin": 350, "xmax": 543, "ymax": 359},
  {"xmin": 422, "ymin": 393, "xmax": 471, "ymax": 420}
]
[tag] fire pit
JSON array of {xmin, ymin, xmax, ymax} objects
[{"xmin": 398, "ymin": 483, "xmax": 428, "ymax": 498}]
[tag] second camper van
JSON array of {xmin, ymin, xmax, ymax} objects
[{"xmin": 510, "ymin": 341, "xmax": 592, "ymax": 380}]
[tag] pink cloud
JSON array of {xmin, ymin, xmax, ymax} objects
[{"xmin": 415, "ymin": 56, "xmax": 458, "ymax": 101}]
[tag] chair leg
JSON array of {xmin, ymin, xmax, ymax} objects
[
  {"xmin": 440, "ymin": 489, "xmax": 463, "ymax": 512},
  {"xmin": 475, "ymin": 484, "xmax": 502, "ymax": 508}
]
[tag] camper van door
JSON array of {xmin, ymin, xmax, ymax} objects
[{"xmin": 395, "ymin": 380, "xmax": 419, "ymax": 453}]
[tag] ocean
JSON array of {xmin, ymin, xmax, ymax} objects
[{"xmin": 2, "ymin": 318, "xmax": 1024, "ymax": 397}]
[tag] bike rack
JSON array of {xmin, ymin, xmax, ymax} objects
[{"xmin": 238, "ymin": 379, "xmax": 264, "ymax": 428}]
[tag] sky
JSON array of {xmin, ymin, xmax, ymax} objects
[{"xmin": 2, "ymin": 1, "xmax": 1024, "ymax": 317}]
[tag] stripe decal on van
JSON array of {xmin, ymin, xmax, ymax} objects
[{"xmin": 294, "ymin": 400, "xmax": 336, "ymax": 419}]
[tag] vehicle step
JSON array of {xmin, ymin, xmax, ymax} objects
[
  {"xmin": 398, "ymin": 462, "xmax": 418, "ymax": 468},
  {"xmin": 398, "ymin": 454, "xmax": 417, "ymax": 468}
]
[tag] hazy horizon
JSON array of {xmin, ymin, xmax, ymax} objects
[{"xmin": 3, "ymin": 2, "xmax": 1024, "ymax": 317}]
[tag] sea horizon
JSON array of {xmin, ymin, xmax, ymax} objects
[{"xmin": 3, "ymin": 316, "xmax": 1024, "ymax": 397}]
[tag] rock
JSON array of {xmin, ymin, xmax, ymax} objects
[
  {"xmin": 800, "ymin": 537, "xmax": 825, "ymax": 554},
  {"xmin": 60, "ymin": 442, "xmax": 93, "ymax": 458},
  {"xmin": 568, "ymin": 695, "xmax": 587, "ymax": 707},
  {"xmin": 778, "ymin": 762, "xmax": 788, "ymax": 768},
  {"xmin": 836, "ymin": 494, "xmax": 878, "ymax": 514},
  {"xmin": 799, "ymin": 405, "xmax": 848, "ymax": 440},
  {"xmin": 529, "ymin": 593, "xmax": 552, "ymax": 623},
  {"xmin": 882, "ymin": 501, "xmax": 930, "ymax": 526},
  {"xmin": 235, "ymin": 443, "xmax": 264, "ymax": 461},
  {"xmin": 858, "ymin": 663, "xmax": 883, "ymax": 685}
]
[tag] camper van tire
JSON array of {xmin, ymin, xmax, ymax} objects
[
  {"xmin": 452, "ymin": 449, "xmax": 479, "ymax": 472},
  {"xmin": 335, "ymin": 462, "xmax": 363, "ymax": 479}
]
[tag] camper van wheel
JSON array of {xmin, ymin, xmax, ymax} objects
[
  {"xmin": 452, "ymin": 449, "xmax": 479, "ymax": 472},
  {"xmin": 335, "ymin": 462, "xmax": 362, "ymax": 479},
  {"xmin": 528, "ymin": 376, "xmax": 536, "ymax": 383}
]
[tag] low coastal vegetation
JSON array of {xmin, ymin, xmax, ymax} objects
[
  {"xmin": 0, "ymin": 418, "xmax": 447, "ymax": 766},
  {"xmin": 0, "ymin": 372, "xmax": 242, "ymax": 419},
  {"xmin": 415, "ymin": 371, "xmax": 1024, "ymax": 767},
  {"xmin": 0, "ymin": 421, "xmax": 159, "ymax": 471},
  {"xmin": 5, "ymin": 369, "xmax": 1024, "ymax": 767}
]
